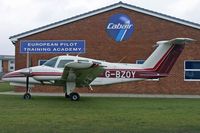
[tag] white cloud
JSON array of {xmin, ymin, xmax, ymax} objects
[
  {"xmin": 166, "ymin": 0, "xmax": 200, "ymax": 16},
  {"xmin": 0, "ymin": 0, "xmax": 200, "ymax": 55}
]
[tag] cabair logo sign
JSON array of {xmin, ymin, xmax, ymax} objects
[{"xmin": 106, "ymin": 13, "xmax": 134, "ymax": 42}]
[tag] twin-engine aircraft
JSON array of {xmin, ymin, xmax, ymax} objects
[{"xmin": 2, "ymin": 38, "xmax": 195, "ymax": 101}]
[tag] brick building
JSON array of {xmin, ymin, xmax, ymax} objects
[
  {"xmin": 0, "ymin": 55, "xmax": 15, "ymax": 78},
  {"xmin": 9, "ymin": 2, "xmax": 200, "ymax": 94}
]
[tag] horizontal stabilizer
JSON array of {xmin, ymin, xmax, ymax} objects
[{"xmin": 155, "ymin": 38, "xmax": 195, "ymax": 47}]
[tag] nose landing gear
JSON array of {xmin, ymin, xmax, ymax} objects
[{"xmin": 23, "ymin": 74, "xmax": 32, "ymax": 100}]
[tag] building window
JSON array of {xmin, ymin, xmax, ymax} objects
[
  {"xmin": 8, "ymin": 60, "xmax": 15, "ymax": 72},
  {"xmin": 136, "ymin": 60, "xmax": 159, "ymax": 81},
  {"xmin": 38, "ymin": 60, "xmax": 47, "ymax": 66},
  {"xmin": 10, "ymin": 60, "xmax": 14, "ymax": 64},
  {"xmin": 184, "ymin": 60, "xmax": 200, "ymax": 81},
  {"xmin": 136, "ymin": 60, "xmax": 145, "ymax": 64},
  {"xmin": 10, "ymin": 66, "xmax": 14, "ymax": 70}
]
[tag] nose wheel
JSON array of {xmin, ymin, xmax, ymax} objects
[
  {"xmin": 23, "ymin": 75, "xmax": 32, "ymax": 100},
  {"xmin": 23, "ymin": 93, "xmax": 31, "ymax": 100}
]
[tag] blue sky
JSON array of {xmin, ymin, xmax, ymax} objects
[{"xmin": 1, "ymin": 0, "xmax": 200, "ymax": 55}]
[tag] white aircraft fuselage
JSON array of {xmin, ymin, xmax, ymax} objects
[{"xmin": 3, "ymin": 56, "xmax": 147, "ymax": 86}]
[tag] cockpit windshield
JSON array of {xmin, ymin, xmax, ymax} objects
[
  {"xmin": 43, "ymin": 57, "xmax": 58, "ymax": 67},
  {"xmin": 57, "ymin": 60, "xmax": 74, "ymax": 68}
]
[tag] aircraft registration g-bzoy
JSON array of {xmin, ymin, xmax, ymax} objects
[{"xmin": 2, "ymin": 38, "xmax": 195, "ymax": 101}]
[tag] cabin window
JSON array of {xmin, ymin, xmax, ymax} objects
[
  {"xmin": 43, "ymin": 57, "xmax": 58, "ymax": 67},
  {"xmin": 38, "ymin": 60, "xmax": 47, "ymax": 65},
  {"xmin": 184, "ymin": 60, "xmax": 200, "ymax": 81},
  {"xmin": 57, "ymin": 60, "xmax": 74, "ymax": 68}
]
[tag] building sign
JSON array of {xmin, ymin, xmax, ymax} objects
[
  {"xmin": 20, "ymin": 40, "xmax": 85, "ymax": 54},
  {"xmin": 106, "ymin": 13, "xmax": 134, "ymax": 42}
]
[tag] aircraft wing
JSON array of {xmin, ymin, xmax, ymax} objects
[{"xmin": 61, "ymin": 61, "xmax": 105, "ymax": 87}]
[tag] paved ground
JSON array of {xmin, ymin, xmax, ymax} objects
[{"xmin": 1, "ymin": 91, "xmax": 200, "ymax": 99}]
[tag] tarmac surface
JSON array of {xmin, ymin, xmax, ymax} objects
[{"xmin": 1, "ymin": 91, "xmax": 200, "ymax": 99}]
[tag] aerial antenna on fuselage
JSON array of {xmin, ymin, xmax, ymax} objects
[
  {"xmin": 118, "ymin": 56, "xmax": 127, "ymax": 63},
  {"xmin": 76, "ymin": 52, "xmax": 82, "ymax": 57}
]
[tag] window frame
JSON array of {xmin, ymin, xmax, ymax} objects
[{"xmin": 184, "ymin": 60, "xmax": 200, "ymax": 81}]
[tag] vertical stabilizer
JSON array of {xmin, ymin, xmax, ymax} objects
[{"xmin": 143, "ymin": 38, "xmax": 195, "ymax": 74}]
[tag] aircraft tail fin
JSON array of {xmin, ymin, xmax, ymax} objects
[{"xmin": 143, "ymin": 38, "xmax": 195, "ymax": 74}]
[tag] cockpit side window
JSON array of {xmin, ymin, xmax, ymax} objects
[
  {"xmin": 57, "ymin": 60, "xmax": 74, "ymax": 68},
  {"xmin": 43, "ymin": 57, "xmax": 58, "ymax": 67}
]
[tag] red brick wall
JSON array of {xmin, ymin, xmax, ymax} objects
[
  {"xmin": 15, "ymin": 7, "xmax": 200, "ymax": 94},
  {"xmin": 2, "ymin": 60, "xmax": 8, "ymax": 73}
]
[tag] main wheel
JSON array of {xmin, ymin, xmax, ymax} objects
[
  {"xmin": 65, "ymin": 93, "xmax": 70, "ymax": 98},
  {"xmin": 69, "ymin": 92, "xmax": 80, "ymax": 101},
  {"xmin": 23, "ymin": 93, "xmax": 31, "ymax": 100}
]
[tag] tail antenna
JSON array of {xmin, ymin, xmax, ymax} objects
[
  {"xmin": 76, "ymin": 52, "xmax": 82, "ymax": 57},
  {"xmin": 118, "ymin": 56, "xmax": 127, "ymax": 63}
]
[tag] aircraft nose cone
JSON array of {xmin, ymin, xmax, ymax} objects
[
  {"xmin": 2, "ymin": 71, "xmax": 18, "ymax": 81},
  {"xmin": 2, "ymin": 71, "xmax": 17, "ymax": 78},
  {"xmin": 2, "ymin": 72, "xmax": 10, "ymax": 80},
  {"xmin": 2, "ymin": 69, "xmax": 29, "ymax": 81}
]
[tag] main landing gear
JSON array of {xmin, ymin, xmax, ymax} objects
[
  {"xmin": 65, "ymin": 92, "xmax": 80, "ymax": 101},
  {"xmin": 64, "ymin": 82, "xmax": 80, "ymax": 101}
]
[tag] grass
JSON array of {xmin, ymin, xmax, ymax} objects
[
  {"xmin": 0, "ymin": 95, "xmax": 200, "ymax": 133},
  {"xmin": 0, "ymin": 82, "xmax": 13, "ymax": 92}
]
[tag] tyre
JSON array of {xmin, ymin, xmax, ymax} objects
[
  {"xmin": 69, "ymin": 92, "xmax": 80, "ymax": 101},
  {"xmin": 23, "ymin": 93, "xmax": 31, "ymax": 100}
]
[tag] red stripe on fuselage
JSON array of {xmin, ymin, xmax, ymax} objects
[
  {"xmin": 3, "ymin": 72, "xmax": 62, "ymax": 78},
  {"xmin": 31, "ymin": 72, "xmax": 62, "ymax": 76},
  {"xmin": 2, "ymin": 72, "xmax": 24, "ymax": 78}
]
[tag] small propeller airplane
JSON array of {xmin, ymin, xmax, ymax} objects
[{"xmin": 2, "ymin": 38, "xmax": 195, "ymax": 101}]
